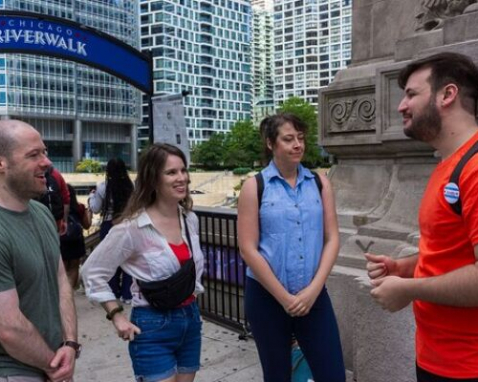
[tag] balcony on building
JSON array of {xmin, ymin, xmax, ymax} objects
[
  {"xmin": 199, "ymin": 1, "xmax": 213, "ymax": 13},
  {"xmin": 197, "ymin": 120, "xmax": 214, "ymax": 129},
  {"xmin": 198, "ymin": 55, "xmax": 214, "ymax": 65},
  {"xmin": 200, "ymin": 23, "xmax": 213, "ymax": 34},
  {"xmin": 198, "ymin": 34, "xmax": 213, "ymax": 45},
  {"xmin": 201, "ymin": 88, "xmax": 216, "ymax": 98},
  {"xmin": 198, "ymin": 99, "xmax": 214, "ymax": 108},
  {"xmin": 202, "ymin": 108, "xmax": 217, "ymax": 118},
  {"xmin": 198, "ymin": 77, "xmax": 213, "ymax": 86},
  {"xmin": 199, "ymin": 12, "xmax": 212, "ymax": 24},
  {"xmin": 200, "ymin": 67, "xmax": 216, "ymax": 76},
  {"xmin": 200, "ymin": 46, "xmax": 215, "ymax": 56}
]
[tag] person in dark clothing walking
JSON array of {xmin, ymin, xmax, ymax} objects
[
  {"xmin": 60, "ymin": 184, "xmax": 91, "ymax": 289},
  {"xmin": 88, "ymin": 158, "xmax": 134, "ymax": 303}
]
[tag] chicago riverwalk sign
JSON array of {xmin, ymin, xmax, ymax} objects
[{"xmin": 0, "ymin": 11, "xmax": 152, "ymax": 95}]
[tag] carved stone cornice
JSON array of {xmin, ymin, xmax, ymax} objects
[
  {"xmin": 416, "ymin": 0, "xmax": 478, "ymax": 31},
  {"xmin": 327, "ymin": 96, "xmax": 376, "ymax": 134}
]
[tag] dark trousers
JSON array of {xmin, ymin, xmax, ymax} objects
[
  {"xmin": 100, "ymin": 220, "xmax": 132, "ymax": 300},
  {"xmin": 417, "ymin": 365, "xmax": 478, "ymax": 382},
  {"xmin": 245, "ymin": 277, "xmax": 345, "ymax": 382},
  {"xmin": 108, "ymin": 267, "xmax": 133, "ymax": 300}
]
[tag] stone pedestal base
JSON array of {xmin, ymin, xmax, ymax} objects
[{"xmin": 329, "ymin": 267, "xmax": 416, "ymax": 382}]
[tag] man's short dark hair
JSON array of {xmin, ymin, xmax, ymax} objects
[{"xmin": 398, "ymin": 52, "xmax": 478, "ymax": 114}]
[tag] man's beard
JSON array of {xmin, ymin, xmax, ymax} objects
[
  {"xmin": 5, "ymin": 165, "xmax": 46, "ymax": 201},
  {"xmin": 403, "ymin": 99, "xmax": 442, "ymax": 142}
]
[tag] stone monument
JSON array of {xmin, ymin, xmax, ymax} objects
[{"xmin": 319, "ymin": 1, "xmax": 478, "ymax": 381}]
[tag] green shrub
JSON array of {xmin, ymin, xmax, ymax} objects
[
  {"xmin": 76, "ymin": 158, "xmax": 102, "ymax": 173},
  {"xmin": 232, "ymin": 167, "xmax": 252, "ymax": 175}
]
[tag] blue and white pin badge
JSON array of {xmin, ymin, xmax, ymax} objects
[{"xmin": 444, "ymin": 182, "xmax": 460, "ymax": 204}]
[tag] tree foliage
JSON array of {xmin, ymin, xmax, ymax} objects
[
  {"xmin": 191, "ymin": 100, "xmax": 325, "ymax": 170},
  {"xmin": 223, "ymin": 120, "xmax": 261, "ymax": 169},
  {"xmin": 76, "ymin": 158, "xmax": 102, "ymax": 173},
  {"xmin": 277, "ymin": 97, "xmax": 322, "ymax": 168},
  {"xmin": 192, "ymin": 120, "xmax": 261, "ymax": 170},
  {"xmin": 191, "ymin": 133, "xmax": 225, "ymax": 170}
]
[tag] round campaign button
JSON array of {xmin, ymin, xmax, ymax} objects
[{"xmin": 444, "ymin": 182, "xmax": 460, "ymax": 204}]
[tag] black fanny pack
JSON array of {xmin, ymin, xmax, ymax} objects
[
  {"xmin": 137, "ymin": 257, "xmax": 196, "ymax": 310},
  {"xmin": 137, "ymin": 214, "xmax": 196, "ymax": 310}
]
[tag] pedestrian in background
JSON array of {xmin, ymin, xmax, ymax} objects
[
  {"xmin": 237, "ymin": 113, "xmax": 345, "ymax": 382},
  {"xmin": 82, "ymin": 143, "xmax": 204, "ymax": 382},
  {"xmin": 88, "ymin": 157, "xmax": 134, "ymax": 303},
  {"xmin": 35, "ymin": 165, "xmax": 70, "ymax": 235},
  {"xmin": 60, "ymin": 184, "xmax": 91, "ymax": 289}
]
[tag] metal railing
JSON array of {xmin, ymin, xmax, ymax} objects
[
  {"xmin": 194, "ymin": 206, "xmax": 248, "ymax": 337},
  {"xmin": 84, "ymin": 229, "xmax": 101, "ymax": 254},
  {"xmin": 84, "ymin": 207, "xmax": 249, "ymax": 337}
]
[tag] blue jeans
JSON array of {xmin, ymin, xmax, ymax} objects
[
  {"xmin": 100, "ymin": 220, "xmax": 132, "ymax": 300},
  {"xmin": 245, "ymin": 277, "xmax": 345, "ymax": 382},
  {"xmin": 129, "ymin": 302, "xmax": 202, "ymax": 382}
]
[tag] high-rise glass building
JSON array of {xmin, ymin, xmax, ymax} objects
[
  {"xmin": 251, "ymin": 1, "xmax": 274, "ymax": 125},
  {"xmin": 252, "ymin": 0, "xmax": 273, "ymax": 11},
  {"xmin": 273, "ymin": 0, "xmax": 352, "ymax": 108},
  {"xmin": 139, "ymin": 0, "xmax": 252, "ymax": 146},
  {"xmin": 0, "ymin": 0, "xmax": 142, "ymax": 171}
]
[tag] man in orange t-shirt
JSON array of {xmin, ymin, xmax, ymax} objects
[{"xmin": 365, "ymin": 52, "xmax": 478, "ymax": 381}]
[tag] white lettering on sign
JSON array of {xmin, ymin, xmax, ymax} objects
[{"xmin": 0, "ymin": 18, "xmax": 88, "ymax": 57}]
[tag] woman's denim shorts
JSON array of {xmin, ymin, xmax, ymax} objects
[{"xmin": 129, "ymin": 301, "xmax": 202, "ymax": 382}]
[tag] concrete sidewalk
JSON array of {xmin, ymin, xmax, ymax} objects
[
  {"xmin": 74, "ymin": 291, "xmax": 262, "ymax": 382},
  {"xmin": 75, "ymin": 292, "xmax": 353, "ymax": 381}
]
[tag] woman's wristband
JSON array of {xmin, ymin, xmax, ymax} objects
[{"xmin": 106, "ymin": 305, "xmax": 124, "ymax": 321}]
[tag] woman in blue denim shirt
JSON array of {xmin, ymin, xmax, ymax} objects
[{"xmin": 238, "ymin": 113, "xmax": 345, "ymax": 382}]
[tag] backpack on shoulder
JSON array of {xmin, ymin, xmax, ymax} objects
[
  {"xmin": 61, "ymin": 214, "xmax": 83, "ymax": 242},
  {"xmin": 36, "ymin": 168, "xmax": 64, "ymax": 221},
  {"xmin": 444, "ymin": 139, "xmax": 478, "ymax": 215},
  {"xmin": 255, "ymin": 171, "xmax": 323, "ymax": 209}
]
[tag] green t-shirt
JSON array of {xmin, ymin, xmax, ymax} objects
[{"xmin": 0, "ymin": 201, "xmax": 62, "ymax": 378}]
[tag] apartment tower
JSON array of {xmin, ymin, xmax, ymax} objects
[
  {"xmin": 0, "ymin": 0, "xmax": 142, "ymax": 170},
  {"xmin": 251, "ymin": 0, "xmax": 275, "ymax": 125},
  {"xmin": 273, "ymin": 0, "xmax": 352, "ymax": 108},
  {"xmin": 139, "ymin": 0, "xmax": 252, "ymax": 146}
]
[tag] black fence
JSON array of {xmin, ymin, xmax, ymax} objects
[
  {"xmin": 194, "ymin": 206, "xmax": 249, "ymax": 337},
  {"xmin": 84, "ymin": 207, "xmax": 249, "ymax": 337}
]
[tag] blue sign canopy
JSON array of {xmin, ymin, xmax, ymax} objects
[{"xmin": 0, "ymin": 11, "xmax": 152, "ymax": 95}]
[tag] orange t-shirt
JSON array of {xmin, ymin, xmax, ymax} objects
[{"xmin": 414, "ymin": 132, "xmax": 478, "ymax": 378}]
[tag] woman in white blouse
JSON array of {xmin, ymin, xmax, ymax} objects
[{"xmin": 82, "ymin": 143, "xmax": 204, "ymax": 382}]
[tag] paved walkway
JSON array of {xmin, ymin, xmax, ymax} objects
[
  {"xmin": 75, "ymin": 291, "xmax": 353, "ymax": 381},
  {"xmin": 74, "ymin": 291, "xmax": 262, "ymax": 382},
  {"xmin": 65, "ymin": 171, "xmax": 242, "ymax": 208}
]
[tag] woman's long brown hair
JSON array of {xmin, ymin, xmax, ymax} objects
[{"xmin": 121, "ymin": 143, "xmax": 193, "ymax": 221}]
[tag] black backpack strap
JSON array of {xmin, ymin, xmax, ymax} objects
[
  {"xmin": 256, "ymin": 171, "xmax": 322, "ymax": 209},
  {"xmin": 255, "ymin": 172, "xmax": 264, "ymax": 210},
  {"xmin": 448, "ymin": 139, "xmax": 478, "ymax": 215},
  {"xmin": 312, "ymin": 172, "xmax": 323, "ymax": 195},
  {"xmin": 182, "ymin": 213, "xmax": 194, "ymax": 257}
]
